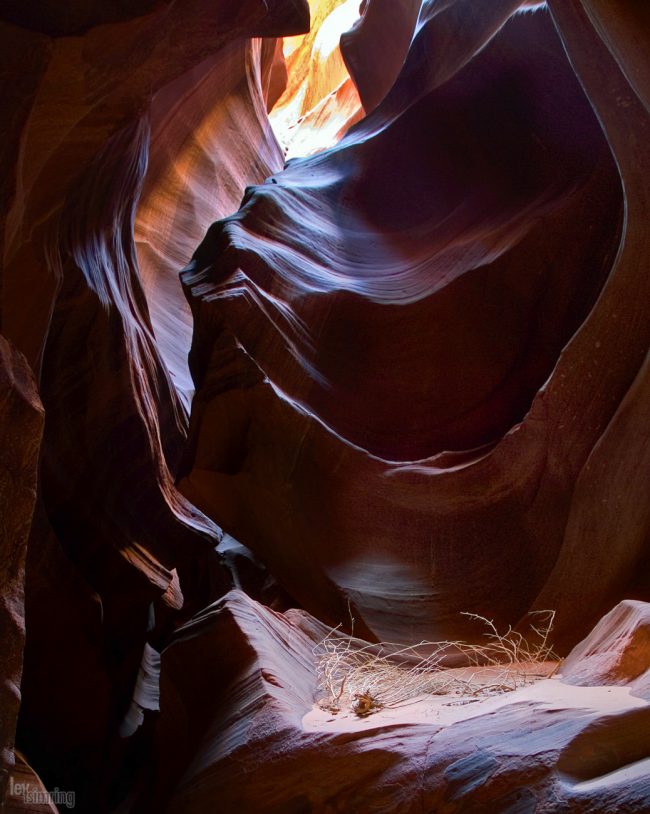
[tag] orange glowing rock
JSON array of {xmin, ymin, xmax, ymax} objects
[{"xmin": 270, "ymin": 0, "xmax": 363, "ymax": 158}]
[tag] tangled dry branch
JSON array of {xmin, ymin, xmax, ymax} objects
[{"xmin": 314, "ymin": 610, "xmax": 558, "ymax": 716}]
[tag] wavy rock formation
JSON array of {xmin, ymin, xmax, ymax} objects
[
  {"xmin": 0, "ymin": 0, "xmax": 308, "ymax": 807},
  {"xmin": 135, "ymin": 38, "xmax": 288, "ymax": 408},
  {"xmin": 0, "ymin": 0, "xmax": 648, "ymax": 811},
  {"xmin": 180, "ymin": 1, "xmax": 643, "ymax": 646},
  {"xmin": 140, "ymin": 591, "xmax": 650, "ymax": 813}
]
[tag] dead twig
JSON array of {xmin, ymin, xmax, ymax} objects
[{"xmin": 315, "ymin": 610, "xmax": 559, "ymax": 716}]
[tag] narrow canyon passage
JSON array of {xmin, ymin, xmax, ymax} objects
[{"xmin": 0, "ymin": 1, "xmax": 649, "ymax": 812}]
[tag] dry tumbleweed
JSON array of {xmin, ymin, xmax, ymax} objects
[{"xmin": 315, "ymin": 610, "xmax": 558, "ymax": 716}]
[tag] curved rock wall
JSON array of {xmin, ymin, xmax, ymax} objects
[
  {"xmin": 269, "ymin": 0, "xmax": 364, "ymax": 158},
  {"xmin": 341, "ymin": 0, "xmax": 421, "ymax": 113},
  {"xmin": 180, "ymin": 1, "xmax": 642, "ymax": 646},
  {"xmin": 135, "ymin": 38, "xmax": 287, "ymax": 409},
  {"xmin": 0, "ymin": 0, "xmax": 309, "ymax": 807},
  {"xmin": 0, "ymin": 0, "xmax": 648, "ymax": 810}
]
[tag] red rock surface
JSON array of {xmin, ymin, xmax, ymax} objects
[
  {"xmin": 0, "ymin": 0, "xmax": 308, "ymax": 808},
  {"xmin": 139, "ymin": 591, "xmax": 650, "ymax": 813},
  {"xmin": 0, "ymin": 0, "xmax": 648, "ymax": 811},
  {"xmin": 179, "ymin": 1, "xmax": 643, "ymax": 647},
  {"xmin": 561, "ymin": 599, "xmax": 650, "ymax": 697},
  {"xmin": 135, "ymin": 37, "xmax": 289, "ymax": 408},
  {"xmin": 341, "ymin": 0, "xmax": 421, "ymax": 112}
]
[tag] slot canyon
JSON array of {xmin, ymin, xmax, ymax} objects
[{"xmin": 1, "ymin": 0, "xmax": 649, "ymax": 811}]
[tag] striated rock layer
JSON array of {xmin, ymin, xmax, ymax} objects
[
  {"xmin": 135, "ymin": 37, "xmax": 289, "ymax": 408},
  {"xmin": 139, "ymin": 591, "xmax": 650, "ymax": 812},
  {"xmin": 0, "ymin": 0, "xmax": 309, "ymax": 807},
  {"xmin": 180, "ymin": 0, "xmax": 648, "ymax": 646},
  {"xmin": 0, "ymin": 0, "xmax": 648, "ymax": 810}
]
